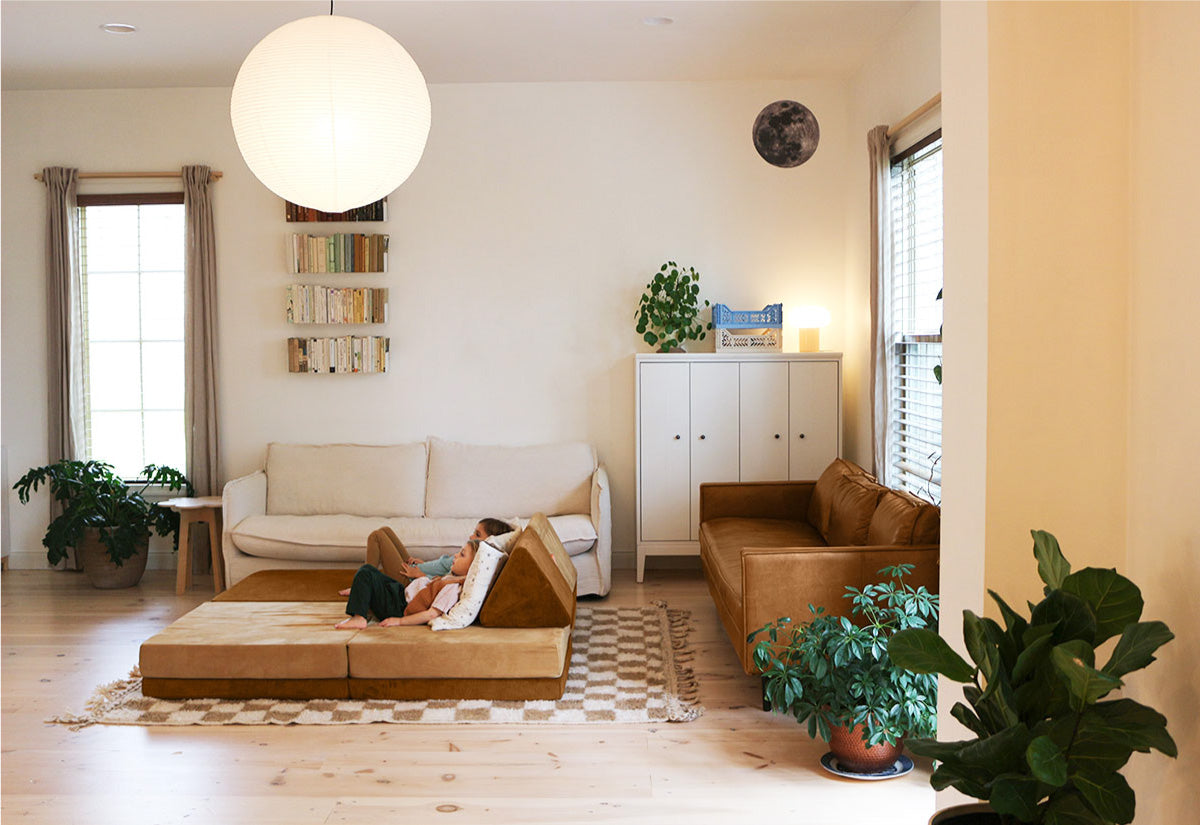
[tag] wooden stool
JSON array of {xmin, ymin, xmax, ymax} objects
[{"xmin": 157, "ymin": 496, "xmax": 225, "ymax": 595}]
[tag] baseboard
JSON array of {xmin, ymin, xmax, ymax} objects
[{"xmin": 5, "ymin": 549, "xmax": 180, "ymax": 571}]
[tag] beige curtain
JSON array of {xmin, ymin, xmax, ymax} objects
[
  {"xmin": 182, "ymin": 166, "xmax": 221, "ymax": 496},
  {"xmin": 43, "ymin": 167, "xmax": 86, "ymax": 463},
  {"xmin": 867, "ymin": 126, "xmax": 892, "ymax": 480}
]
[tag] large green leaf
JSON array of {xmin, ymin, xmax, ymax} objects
[
  {"xmin": 1061, "ymin": 568, "xmax": 1143, "ymax": 643},
  {"xmin": 1090, "ymin": 699, "xmax": 1177, "ymax": 757},
  {"xmin": 904, "ymin": 737, "xmax": 973, "ymax": 762},
  {"xmin": 1050, "ymin": 642, "xmax": 1122, "ymax": 710},
  {"xmin": 1026, "ymin": 735, "xmax": 1068, "ymax": 786},
  {"xmin": 951, "ymin": 701, "xmax": 991, "ymax": 738},
  {"xmin": 1044, "ymin": 794, "xmax": 1107, "ymax": 825},
  {"xmin": 990, "ymin": 774, "xmax": 1043, "ymax": 821},
  {"xmin": 989, "ymin": 589, "xmax": 1029, "ymax": 639},
  {"xmin": 888, "ymin": 629, "xmax": 975, "ymax": 682},
  {"xmin": 959, "ymin": 724, "xmax": 1033, "ymax": 774},
  {"xmin": 1031, "ymin": 590, "xmax": 1098, "ymax": 645},
  {"xmin": 1012, "ymin": 633, "xmax": 1054, "ymax": 683},
  {"xmin": 1102, "ymin": 621, "xmax": 1174, "ymax": 678},
  {"xmin": 1055, "ymin": 715, "xmax": 1134, "ymax": 774},
  {"xmin": 963, "ymin": 611, "xmax": 1001, "ymax": 682},
  {"xmin": 1072, "ymin": 768, "xmax": 1136, "ymax": 824},
  {"xmin": 1033, "ymin": 529, "xmax": 1071, "ymax": 590}
]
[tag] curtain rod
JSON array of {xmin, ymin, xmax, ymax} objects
[
  {"xmin": 887, "ymin": 93, "xmax": 941, "ymax": 140},
  {"xmin": 33, "ymin": 170, "xmax": 223, "ymax": 182}
]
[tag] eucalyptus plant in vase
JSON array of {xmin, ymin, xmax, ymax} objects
[{"xmin": 635, "ymin": 261, "xmax": 712, "ymax": 352}]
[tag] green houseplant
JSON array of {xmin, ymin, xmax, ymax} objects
[
  {"xmin": 635, "ymin": 261, "xmax": 712, "ymax": 352},
  {"xmin": 750, "ymin": 564, "xmax": 939, "ymax": 773},
  {"xmin": 888, "ymin": 530, "xmax": 1176, "ymax": 825},
  {"xmin": 14, "ymin": 460, "xmax": 193, "ymax": 588}
]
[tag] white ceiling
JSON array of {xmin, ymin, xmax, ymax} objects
[{"xmin": 1, "ymin": 0, "xmax": 918, "ymax": 90}]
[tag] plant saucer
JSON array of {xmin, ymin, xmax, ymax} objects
[{"xmin": 819, "ymin": 752, "xmax": 914, "ymax": 781}]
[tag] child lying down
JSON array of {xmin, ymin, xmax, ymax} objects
[{"xmin": 335, "ymin": 538, "xmax": 480, "ymax": 629}]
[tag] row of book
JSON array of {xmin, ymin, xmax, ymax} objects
[
  {"xmin": 285, "ymin": 198, "xmax": 388, "ymax": 223},
  {"xmin": 285, "ymin": 285, "xmax": 387, "ymax": 325},
  {"xmin": 287, "ymin": 336, "xmax": 390, "ymax": 374},
  {"xmin": 289, "ymin": 233, "xmax": 389, "ymax": 273}
]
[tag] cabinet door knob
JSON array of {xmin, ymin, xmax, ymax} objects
[
  {"xmin": 674, "ymin": 435, "xmax": 681, "ymax": 440},
  {"xmin": 774, "ymin": 433, "xmax": 781, "ymax": 439},
  {"xmin": 799, "ymin": 433, "xmax": 806, "ymax": 439},
  {"xmin": 699, "ymin": 434, "xmax": 706, "ymax": 440}
]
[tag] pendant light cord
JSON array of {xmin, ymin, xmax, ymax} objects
[{"xmin": 330, "ymin": 1, "xmax": 334, "ymax": 15}]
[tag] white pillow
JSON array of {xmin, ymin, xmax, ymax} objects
[{"xmin": 429, "ymin": 541, "xmax": 507, "ymax": 631}]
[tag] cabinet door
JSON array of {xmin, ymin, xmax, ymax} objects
[
  {"xmin": 739, "ymin": 361, "xmax": 790, "ymax": 482},
  {"xmin": 789, "ymin": 360, "xmax": 840, "ymax": 479},
  {"xmin": 639, "ymin": 362, "xmax": 691, "ymax": 541},
  {"xmin": 689, "ymin": 362, "xmax": 740, "ymax": 540}
]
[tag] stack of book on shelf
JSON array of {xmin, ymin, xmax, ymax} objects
[
  {"xmin": 285, "ymin": 199, "xmax": 387, "ymax": 223},
  {"xmin": 285, "ymin": 286, "xmax": 387, "ymax": 324},
  {"xmin": 287, "ymin": 336, "xmax": 390, "ymax": 374},
  {"xmin": 290, "ymin": 233, "xmax": 389, "ymax": 273}
]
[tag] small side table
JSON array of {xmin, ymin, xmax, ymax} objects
[{"xmin": 158, "ymin": 496, "xmax": 225, "ymax": 596}]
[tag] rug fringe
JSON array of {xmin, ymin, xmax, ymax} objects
[
  {"xmin": 656, "ymin": 604, "xmax": 704, "ymax": 722},
  {"xmin": 46, "ymin": 665, "xmax": 143, "ymax": 730}
]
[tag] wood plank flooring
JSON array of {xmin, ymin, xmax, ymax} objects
[{"xmin": 1, "ymin": 568, "xmax": 936, "ymax": 824}]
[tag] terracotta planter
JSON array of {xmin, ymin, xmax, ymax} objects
[
  {"xmin": 77, "ymin": 527, "xmax": 149, "ymax": 589},
  {"xmin": 929, "ymin": 804, "xmax": 1001, "ymax": 825},
  {"xmin": 827, "ymin": 721, "xmax": 903, "ymax": 773}
]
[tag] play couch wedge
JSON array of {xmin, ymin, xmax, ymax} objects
[
  {"xmin": 141, "ymin": 514, "xmax": 578, "ymax": 701},
  {"xmin": 222, "ymin": 438, "xmax": 612, "ymax": 596}
]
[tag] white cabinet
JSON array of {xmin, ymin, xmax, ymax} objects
[{"xmin": 635, "ymin": 352, "xmax": 842, "ymax": 581}]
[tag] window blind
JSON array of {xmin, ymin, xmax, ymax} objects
[{"xmin": 889, "ymin": 133, "xmax": 942, "ymax": 502}]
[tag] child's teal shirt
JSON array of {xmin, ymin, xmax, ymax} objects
[{"xmin": 415, "ymin": 555, "xmax": 454, "ymax": 577}]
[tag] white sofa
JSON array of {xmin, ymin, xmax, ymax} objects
[{"xmin": 221, "ymin": 438, "xmax": 612, "ymax": 596}]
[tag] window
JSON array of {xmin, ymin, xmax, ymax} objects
[
  {"xmin": 78, "ymin": 194, "xmax": 186, "ymax": 480},
  {"xmin": 888, "ymin": 131, "xmax": 942, "ymax": 502}
]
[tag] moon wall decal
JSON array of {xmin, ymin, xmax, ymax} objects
[{"xmin": 753, "ymin": 100, "xmax": 820, "ymax": 168}]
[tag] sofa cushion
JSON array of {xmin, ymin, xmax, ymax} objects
[
  {"xmin": 867, "ymin": 489, "xmax": 941, "ymax": 545},
  {"xmin": 230, "ymin": 514, "xmax": 596, "ymax": 562},
  {"xmin": 806, "ymin": 458, "xmax": 872, "ymax": 537},
  {"xmin": 139, "ymin": 601, "xmax": 357, "ymax": 680},
  {"xmin": 479, "ymin": 516, "xmax": 576, "ymax": 628},
  {"xmin": 214, "ymin": 568, "xmax": 353, "ymax": 601},
  {"xmin": 826, "ymin": 474, "xmax": 885, "ymax": 546},
  {"xmin": 265, "ymin": 442, "xmax": 428, "ymax": 517},
  {"xmin": 430, "ymin": 541, "xmax": 507, "ymax": 631},
  {"xmin": 347, "ymin": 625, "xmax": 571, "ymax": 679},
  {"xmin": 502, "ymin": 514, "xmax": 597, "ymax": 557},
  {"xmin": 425, "ymin": 438, "xmax": 596, "ymax": 519},
  {"xmin": 699, "ymin": 517, "xmax": 826, "ymax": 602}
]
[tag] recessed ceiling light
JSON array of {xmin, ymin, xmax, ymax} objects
[
  {"xmin": 642, "ymin": 16, "xmax": 674, "ymax": 27},
  {"xmin": 100, "ymin": 22, "xmax": 137, "ymax": 34}
]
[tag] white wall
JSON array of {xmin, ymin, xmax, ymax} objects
[{"xmin": 1, "ymin": 78, "xmax": 853, "ymax": 568}]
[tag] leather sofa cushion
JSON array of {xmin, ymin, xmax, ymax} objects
[
  {"xmin": 806, "ymin": 458, "xmax": 872, "ymax": 537},
  {"xmin": 139, "ymin": 601, "xmax": 357, "ymax": 679},
  {"xmin": 479, "ymin": 515, "xmax": 576, "ymax": 628},
  {"xmin": 425, "ymin": 437, "xmax": 596, "ymax": 518},
  {"xmin": 699, "ymin": 517, "xmax": 826, "ymax": 602},
  {"xmin": 266, "ymin": 442, "xmax": 428, "ymax": 517},
  {"xmin": 347, "ymin": 625, "xmax": 570, "ymax": 679},
  {"xmin": 868, "ymin": 489, "xmax": 941, "ymax": 545},
  {"xmin": 826, "ymin": 474, "xmax": 885, "ymax": 546}
]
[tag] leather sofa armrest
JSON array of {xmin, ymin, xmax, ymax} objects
[
  {"xmin": 699, "ymin": 481, "xmax": 814, "ymax": 524},
  {"xmin": 588, "ymin": 464, "xmax": 612, "ymax": 596}
]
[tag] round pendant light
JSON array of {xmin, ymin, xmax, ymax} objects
[{"xmin": 231, "ymin": 15, "xmax": 431, "ymax": 213}]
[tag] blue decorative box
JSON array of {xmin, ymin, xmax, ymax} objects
[{"xmin": 712, "ymin": 303, "xmax": 783, "ymax": 329}]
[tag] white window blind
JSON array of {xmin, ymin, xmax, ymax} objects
[
  {"xmin": 79, "ymin": 201, "xmax": 186, "ymax": 481},
  {"xmin": 888, "ymin": 132, "xmax": 943, "ymax": 502}
]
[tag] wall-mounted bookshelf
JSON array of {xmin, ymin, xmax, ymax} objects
[
  {"xmin": 286, "ymin": 286, "xmax": 387, "ymax": 325},
  {"xmin": 287, "ymin": 336, "xmax": 390, "ymax": 374},
  {"xmin": 285, "ymin": 198, "xmax": 388, "ymax": 223},
  {"xmin": 289, "ymin": 233, "xmax": 388, "ymax": 274}
]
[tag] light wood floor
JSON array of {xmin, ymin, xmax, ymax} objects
[{"xmin": 1, "ymin": 567, "xmax": 936, "ymax": 824}]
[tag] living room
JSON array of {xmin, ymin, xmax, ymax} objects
[{"xmin": 2, "ymin": 2, "xmax": 1197, "ymax": 824}]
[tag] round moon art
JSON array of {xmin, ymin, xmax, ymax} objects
[{"xmin": 753, "ymin": 100, "xmax": 820, "ymax": 168}]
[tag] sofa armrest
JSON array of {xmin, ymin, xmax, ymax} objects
[
  {"xmin": 740, "ymin": 544, "xmax": 940, "ymax": 645},
  {"xmin": 222, "ymin": 470, "xmax": 267, "ymax": 529},
  {"xmin": 699, "ymin": 481, "xmax": 814, "ymax": 524},
  {"xmin": 588, "ymin": 464, "xmax": 612, "ymax": 596}
]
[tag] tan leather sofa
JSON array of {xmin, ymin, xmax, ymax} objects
[
  {"xmin": 699, "ymin": 459, "xmax": 940, "ymax": 674},
  {"xmin": 140, "ymin": 514, "xmax": 578, "ymax": 701}
]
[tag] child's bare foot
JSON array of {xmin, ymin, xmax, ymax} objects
[
  {"xmin": 338, "ymin": 588, "xmax": 351, "ymax": 596},
  {"xmin": 335, "ymin": 615, "xmax": 367, "ymax": 629}
]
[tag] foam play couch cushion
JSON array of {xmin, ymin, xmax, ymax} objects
[
  {"xmin": 479, "ymin": 515, "xmax": 577, "ymax": 628},
  {"xmin": 346, "ymin": 625, "xmax": 571, "ymax": 679}
]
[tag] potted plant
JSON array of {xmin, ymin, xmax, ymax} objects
[
  {"xmin": 749, "ymin": 564, "xmax": 939, "ymax": 775},
  {"xmin": 888, "ymin": 530, "xmax": 1176, "ymax": 825},
  {"xmin": 635, "ymin": 261, "xmax": 712, "ymax": 352},
  {"xmin": 14, "ymin": 460, "xmax": 193, "ymax": 589}
]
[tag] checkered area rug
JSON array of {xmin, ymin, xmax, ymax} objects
[{"xmin": 50, "ymin": 601, "xmax": 702, "ymax": 728}]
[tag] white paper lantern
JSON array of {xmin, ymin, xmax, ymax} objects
[{"xmin": 231, "ymin": 15, "xmax": 431, "ymax": 213}]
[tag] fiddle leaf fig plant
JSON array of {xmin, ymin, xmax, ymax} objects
[
  {"xmin": 635, "ymin": 261, "xmax": 712, "ymax": 352},
  {"xmin": 888, "ymin": 530, "xmax": 1176, "ymax": 825}
]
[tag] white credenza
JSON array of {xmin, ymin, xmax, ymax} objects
[{"xmin": 635, "ymin": 352, "xmax": 842, "ymax": 581}]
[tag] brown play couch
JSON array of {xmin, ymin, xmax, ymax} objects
[
  {"xmin": 139, "ymin": 514, "xmax": 578, "ymax": 701},
  {"xmin": 699, "ymin": 459, "xmax": 940, "ymax": 674}
]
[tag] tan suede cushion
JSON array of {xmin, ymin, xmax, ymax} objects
[
  {"xmin": 825, "ymin": 474, "xmax": 884, "ymax": 546},
  {"xmin": 867, "ymin": 490, "xmax": 941, "ymax": 545},
  {"xmin": 347, "ymin": 625, "xmax": 570, "ymax": 679},
  {"xmin": 479, "ymin": 514, "xmax": 576, "ymax": 628},
  {"xmin": 806, "ymin": 458, "xmax": 872, "ymax": 536},
  {"xmin": 139, "ymin": 601, "xmax": 357, "ymax": 679},
  {"xmin": 214, "ymin": 568, "xmax": 354, "ymax": 601}
]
